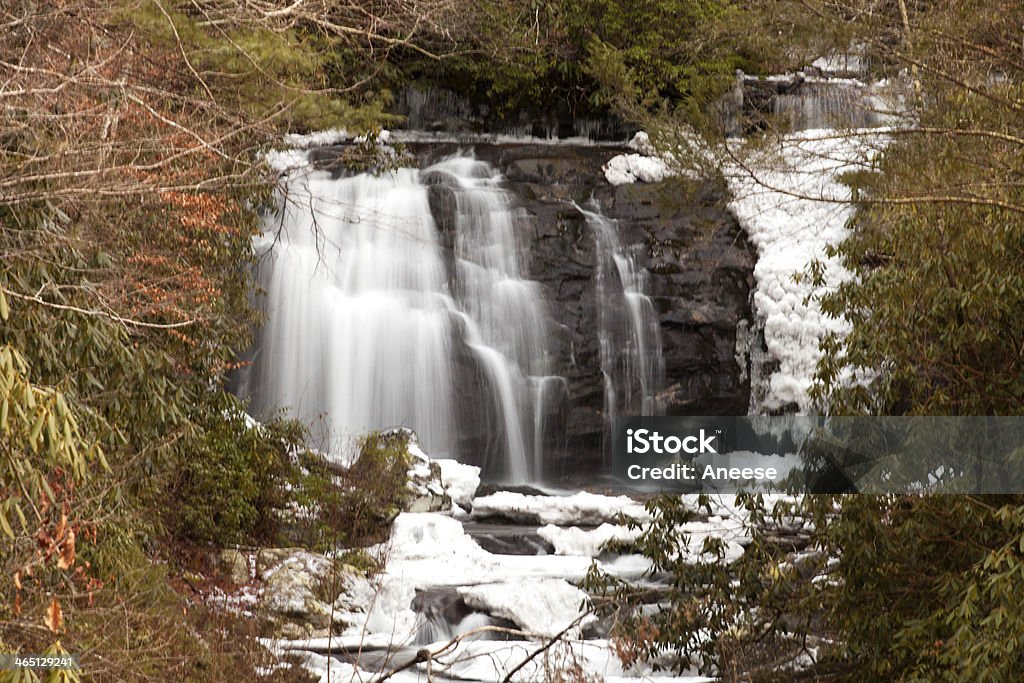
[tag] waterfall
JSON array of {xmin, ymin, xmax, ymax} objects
[
  {"xmin": 723, "ymin": 72, "xmax": 905, "ymax": 135},
  {"xmin": 238, "ymin": 152, "xmax": 556, "ymax": 481},
  {"xmin": 578, "ymin": 205, "xmax": 665, "ymax": 421},
  {"xmin": 772, "ymin": 80, "xmax": 885, "ymax": 131}
]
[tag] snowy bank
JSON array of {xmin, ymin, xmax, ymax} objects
[{"xmin": 725, "ymin": 129, "xmax": 887, "ymax": 411}]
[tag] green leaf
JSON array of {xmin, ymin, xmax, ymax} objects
[{"xmin": 0, "ymin": 504, "xmax": 14, "ymax": 538}]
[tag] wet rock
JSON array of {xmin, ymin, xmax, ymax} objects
[
  {"xmin": 409, "ymin": 142, "xmax": 756, "ymax": 476},
  {"xmin": 462, "ymin": 522, "xmax": 556, "ymax": 556},
  {"xmin": 474, "ymin": 483, "xmax": 551, "ymax": 498},
  {"xmin": 471, "ymin": 491, "xmax": 651, "ymax": 526}
]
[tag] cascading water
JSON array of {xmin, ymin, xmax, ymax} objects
[
  {"xmin": 722, "ymin": 71, "xmax": 906, "ymax": 135},
  {"xmin": 772, "ymin": 79, "xmax": 885, "ymax": 131},
  {"xmin": 577, "ymin": 205, "xmax": 665, "ymax": 422},
  {"xmin": 237, "ymin": 151, "xmax": 556, "ymax": 481},
  {"xmin": 412, "ymin": 590, "xmax": 509, "ymax": 646}
]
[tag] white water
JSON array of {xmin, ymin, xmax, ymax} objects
[
  {"xmin": 773, "ymin": 80, "xmax": 885, "ymax": 131},
  {"xmin": 579, "ymin": 205, "xmax": 665, "ymax": 420},
  {"xmin": 239, "ymin": 154, "xmax": 555, "ymax": 480}
]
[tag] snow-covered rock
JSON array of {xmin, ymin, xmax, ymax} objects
[
  {"xmin": 538, "ymin": 523, "xmax": 642, "ymax": 557},
  {"xmin": 471, "ymin": 491, "xmax": 651, "ymax": 525},
  {"xmin": 389, "ymin": 511, "xmax": 485, "ymax": 561},
  {"xmin": 458, "ymin": 578, "xmax": 593, "ymax": 638},
  {"xmin": 385, "ymin": 512, "xmax": 595, "ymax": 589},
  {"xmin": 538, "ymin": 517, "xmax": 746, "ymax": 564},
  {"xmin": 372, "ymin": 428, "xmax": 479, "ymax": 513},
  {"xmin": 627, "ymin": 130, "xmax": 657, "ymax": 155},
  {"xmin": 675, "ymin": 519, "xmax": 748, "ymax": 564},
  {"xmin": 353, "ymin": 129, "xmax": 391, "ymax": 144},
  {"xmin": 603, "ymin": 130, "xmax": 706, "ymax": 185},
  {"xmin": 423, "ymin": 639, "xmax": 629, "ymax": 682},
  {"xmin": 435, "ymin": 458, "xmax": 481, "ymax": 509},
  {"xmin": 261, "ymin": 551, "xmax": 334, "ymax": 618},
  {"xmin": 404, "ymin": 433, "xmax": 452, "ymax": 513},
  {"xmin": 283, "ymin": 128, "xmax": 349, "ymax": 148},
  {"xmin": 604, "ymin": 153, "xmax": 675, "ymax": 185},
  {"xmin": 264, "ymin": 148, "xmax": 315, "ymax": 174},
  {"xmin": 258, "ymin": 549, "xmax": 378, "ymax": 638},
  {"xmin": 810, "ymin": 46, "xmax": 868, "ymax": 77},
  {"xmin": 292, "ymin": 639, "xmax": 637, "ymax": 683}
]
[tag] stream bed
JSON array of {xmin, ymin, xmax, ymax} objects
[{"xmin": 269, "ymin": 457, "xmax": 752, "ymax": 682}]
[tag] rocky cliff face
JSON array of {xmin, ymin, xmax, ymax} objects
[
  {"xmin": 412, "ymin": 142, "xmax": 756, "ymax": 474},
  {"xmin": 394, "ymin": 85, "xmax": 635, "ymax": 141}
]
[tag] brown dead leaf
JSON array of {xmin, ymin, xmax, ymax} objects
[
  {"xmin": 13, "ymin": 570, "xmax": 21, "ymax": 590},
  {"xmin": 57, "ymin": 529, "xmax": 76, "ymax": 570},
  {"xmin": 55, "ymin": 512, "xmax": 67, "ymax": 542},
  {"xmin": 44, "ymin": 598, "xmax": 63, "ymax": 633},
  {"xmin": 37, "ymin": 527, "xmax": 52, "ymax": 550}
]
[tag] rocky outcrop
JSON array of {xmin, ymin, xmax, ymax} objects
[
  {"xmin": 217, "ymin": 548, "xmax": 252, "ymax": 585},
  {"xmin": 394, "ymin": 84, "xmax": 634, "ymax": 141},
  {"xmin": 257, "ymin": 549, "xmax": 378, "ymax": 639},
  {"xmin": 412, "ymin": 142, "xmax": 756, "ymax": 472}
]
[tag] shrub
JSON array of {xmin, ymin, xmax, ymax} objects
[
  {"xmin": 288, "ymin": 430, "xmax": 413, "ymax": 551},
  {"xmin": 172, "ymin": 395, "xmax": 304, "ymax": 546}
]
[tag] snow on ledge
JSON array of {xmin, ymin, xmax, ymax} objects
[
  {"xmin": 458, "ymin": 578, "xmax": 594, "ymax": 638},
  {"xmin": 283, "ymin": 128, "xmax": 349, "ymax": 148},
  {"xmin": 434, "ymin": 458, "xmax": 481, "ymax": 509},
  {"xmin": 471, "ymin": 491, "xmax": 651, "ymax": 526}
]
